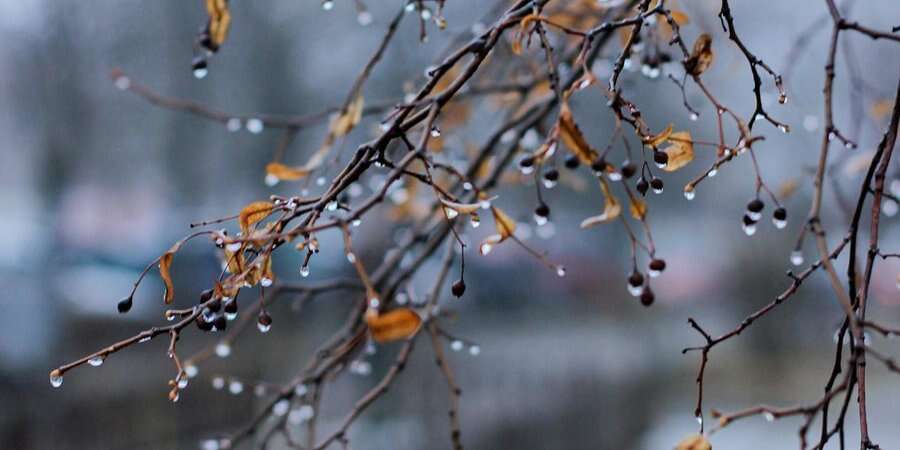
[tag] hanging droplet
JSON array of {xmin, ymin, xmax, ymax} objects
[
  {"xmin": 763, "ymin": 411, "xmax": 776, "ymax": 422},
  {"xmin": 226, "ymin": 117, "xmax": 242, "ymax": 132},
  {"xmin": 114, "ymin": 75, "xmax": 131, "ymax": 91},
  {"xmin": 185, "ymin": 364, "xmax": 199, "ymax": 378},
  {"xmin": 479, "ymin": 243, "xmax": 493, "ymax": 255},
  {"xmin": 265, "ymin": 174, "xmax": 280, "ymax": 187},
  {"xmin": 294, "ymin": 384, "xmax": 308, "ymax": 396},
  {"xmin": 470, "ymin": 215, "xmax": 481, "ymax": 228},
  {"xmin": 246, "ymin": 118, "xmax": 264, "ymax": 134},
  {"xmin": 683, "ymin": 187, "xmax": 695, "ymax": 200},
  {"xmin": 49, "ymin": 369, "xmax": 63, "ymax": 388},
  {"xmin": 368, "ymin": 297, "xmax": 381, "ymax": 309},
  {"xmin": 201, "ymin": 439, "xmax": 220, "ymax": 450},
  {"xmin": 534, "ymin": 214, "xmax": 548, "ymax": 226},
  {"xmin": 556, "ymin": 266, "xmax": 566, "ymax": 277},
  {"xmin": 777, "ymin": 124, "xmax": 790, "ymax": 133},
  {"xmin": 790, "ymin": 250, "xmax": 804, "ymax": 266},
  {"xmin": 772, "ymin": 207, "xmax": 788, "ymax": 229},
  {"xmin": 444, "ymin": 207, "xmax": 459, "ymax": 219},
  {"xmin": 300, "ymin": 265, "xmax": 310, "ymax": 277},
  {"xmin": 627, "ymin": 284, "xmax": 644, "ymax": 297},
  {"xmin": 357, "ymin": 11, "xmax": 373, "ymax": 26},
  {"xmin": 742, "ymin": 216, "xmax": 758, "ymax": 236},
  {"xmin": 346, "ymin": 252, "xmax": 357, "ymax": 264},
  {"xmin": 193, "ymin": 65, "xmax": 209, "ymax": 80},
  {"xmin": 707, "ymin": 168, "xmax": 718, "ymax": 177},
  {"xmin": 689, "ymin": 112, "xmax": 699, "ymax": 121},
  {"xmin": 321, "ymin": 0, "xmax": 334, "ymax": 11},
  {"xmin": 215, "ymin": 342, "xmax": 231, "ymax": 358},
  {"xmin": 469, "ymin": 345, "xmax": 481, "ymax": 356},
  {"xmin": 542, "ymin": 178, "xmax": 558, "ymax": 189},
  {"xmin": 228, "ymin": 380, "xmax": 244, "ymax": 395},
  {"xmin": 88, "ymin": 355, "xmax": 105, "ymax": 367},
  {"xmin": 430, "ymin": 126, "xmax": 441, "ymax": 137},
  {"xmin": 211, "ymin": 376, "xmax": 226, "ymax": 390},
  {"xmin": 326, "ymin": 201, "xmax": 339, "ymax": 211},
  {"xmin": 178, "ymin": 377, "xmax": 189, "ymax": 389},
  {"xmin": 257, "ymin": 311, "xmax": 272, "ymax": 333},
  {"xmin": 273, "ymin": 399, "xmax": 290, "ymax": 416},
  {"xmin": 450, "ymin": 340, "xmax": 464, "ymax": 352},
  {"xmin": 352, "ymin": 218, "xmax": 362, "ymax": 227}
]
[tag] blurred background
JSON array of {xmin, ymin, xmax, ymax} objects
[{"xmin": 1, "ymin": 0, "xmax": 899, "ymax": 449}]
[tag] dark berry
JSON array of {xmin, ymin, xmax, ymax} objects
[{"xmin": 451, "ymin": 279, "xmax": 466, "ymax": 298}]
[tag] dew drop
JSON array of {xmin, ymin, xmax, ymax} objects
[
  {"xmin": 246, "ymin": 118, "xmax": 264, "ymax": 134},
  {"xmin": 683, "ymin": 188, "xmax": 695, "ymax": 200},
  {"xmin": 139, "ymin": 336, "xmax": 151, "ymax": 343},
  {"xmin": 300, "ymin": 265, "xmax": 310, "ymax": 277},
  {"xmin": 321, "ymin": 0, "xmax": 334, "ymax": 11},
  {"xmin": 212, "ymin": 376, "xmax": 226, "ymax": 390},
  {"xmin": 707, "ymin": 168, "xmax": 718, "ymax": 177},
  {"xmin": 326, "ymin": 201, "xmax": 339, "ymax": 211},
  {"xmin": 773, "ymin": 217, "xmax": 787, "ymax": 229},
  {"xmin": 228, "ymin": 381, "xmax": 244, "ymax": 395},
  {"xmin": 260, "ymin": 277, "xmax": 273, "ymax": 287},
  {"xmin": 88, "ymin": 356, "xmax": 105, "ymax": 367},
  {"xmin": 264, "ymin": 174, "xmax": 280, "ymax": 187},
  {"xmin": 226, "ymin": 242, "xmax": 242, "ymax": 252},
  {"xmin": 470, "ymin": 215, "xmax": 481, "ymax": 228},
  {"xmin": 357, "ymin": 11, "xmax": 373, "ymax": 25},
  {"xmin": 689, "ymin": 112, "xmax": 699, "ymax": 121},
  {"xmin": 368, "ymin": 297, "xmax": 381, "ymax": 309},
  {"xmin": 450, "ymin": 340, "xmax": 464, "ymax": 352},
  {"xmin": 178, "ymin": 377, "xmax": 189, "ymax": 389},
  {"xmin": 185, "ymin": 364, "xmax": 199, "ymax": 378},
  {"xmin": 224, "ymin": 311, "xmax": 237, "ymax": 321},
  {"xmin": 763, "ymin": 412, "xmax": 775, "ymax": 422},
  {"xmin": 273, "ymin": 399, "xmax": 290, "ymax": 416},
  {"xmin": 742, "ymin": 222, "xmax": 757, "ymax": 236},
  {"xmin": 778, "ymin": 124, "xmax": 790, "ymax": 133},
  {"xmin": 352, "ymin": 218, "xmax": 362, "ymax": 227},
  {"xmin": 257, "ymin": 321, "xmax": 271, "ymax": 333},
  {"xmin": 114, "ymin": 76, "xmax": 131, "ymax": 90},
  {"xmin": 193, "ymin": 67, "xmax": 209, "ymax": 79},
  {"xmin": 748, "ymin": 211, "xmax": 762, "ymax": 221},
  {"xmin": 469, "ymin": 345, "xmax": 481, "ymax": 356},
  {"xmin": 226, "ymin": 117, "xmax": 242, "ymax": 132},
  {"xmin": 882, "ymin": 199, "xmax": 898, "ymax": 217},
  {"xmin": 444, "ymin": 207, "xmax": 459, "ymax": 219},
  {"xmin": 556, "ymin": 266, "xmax": 566, "ymax": 277},
  {"xmin": 215, "ymin": 342, "xmax": 231, "ymax": 358},
  {"xmin": 346, "ymin": 252, "xmax": 357, "ymax": 264},
  {"xmin": 49, "ymin": 370, "xmax": 63, "ymax": 388},
  {"xmin": 201, "ymin": 439, "xmax": 220, "ymax": 450},
  {"xmin": 627, "ymin": 284, "xmax": 644, "ymax": 297},
  {"xmin": 534, "ymin": 214, "xmax": 548, "ymax": 226},
  {"xmin": 542, "ymin": 179, "xmax": 558, "ymax": 189},
  {"xmin": 479, "ymin": 243, "xmax": 493, "ymax": 255},
  {"xmin": 294, "ymin": 384, "xmax": 308, "ymax": 396}
]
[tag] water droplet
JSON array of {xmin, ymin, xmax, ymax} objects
[
  {"xmin": 246, "ymin": 118, "xmax": 264, "ymax": 134},
  {"xmin": 326, "ymin": 201, "xmax": 339, "ymax": 211},
  {"xmin": 469, "ymin": 345, "xmax": 481, "ymax": 356},
  {"xmin": 228, "ymin": 380, "xmax": 244, "ymax": 395},
  {"xmin": 257, "ymin": 320, "xmax": 271, "ymax": 333},
  {"xmin": 139, "ymin": 336, "xmax": 151, "ymax": 343},
  {"xmin": 556, "ymin": 266, "xmax": 566, "ymax": 277},
  {"xmin": 201, "ymin": 439, "xmax": 221, "ymax": 450},
  {"xmin": 607, "ymin": 172, "xmax": 622, "ymax": 181},
  {"xmin": 114, "ymin": 76, "xmax": 131, "ymax": 90},
  {"xmin": 470, "ymin": 215, "xmax": 481, "ymax": 228},
  {"xmin": 321, "ymin": 0, "xmax": 334, "ymax": 11},
  {"xmin": 88, "ymin": 356, "xmax": 105, "ymax": 367},
  {"xmin": 684, "ymin": 188, "xmax": 695, "ymax": 200},
  {"xmin": 696, "ymin": 415, "xmax": 704, "ymax": 427},
  {"xmin": 778, "ymin": 124, "xmax": 790, "ymax": 133},
  {"xmin": 264, "ymin": 174, "xmax": 279, "ymax": 187},
  {"xmin": 542, "ymin": 179, "xmax": 557, "ymax": 189},
  {"xmin": 707, "ymin": 168, "xmax": 718, "ymax": 177},
  {"xmin": 357, "ymin": 11, "xmax": 373, "ymax": 26},
  {"xmin": 627, "ymin": 284, "xmax": 644, "ymax": 297},
  {"xmin": 882, "ymin": 200, "xmax": 898, "ymax": 217},
  {"xmin": 479, "ymin": 243, "xmax": 493, "ymax": 255},
  {"xmin": 178, "ymin": 377, "xmax": 189, "ymax": 389},
  {"xmin": 273, "ymin": 399, "xmax": 290, "ymax": 416},
  {"xmin": 450, "ymin": 340, "xmax": 464, "ymax": 351},
  {"xmin": 212, "ymin": 376, "xmax": 225, "ymax": 390},
  {"xmin": 215, "ymin": 342, "xmax": 231, "ymax": 358},
  {"xmin": 748, "ymin": 211, "xmax": 762, "ymax": 221},
  {"xmin": 773, "ymin": 217, "xmax": 787, "ymax": 229},
  {"xmin": 763, "ymin": 412, "xmax": 775, "ymax": 422},
  {"xmin": 742, "ymin": 222, "xmax": 757, "ymax": 236},
  {"xmin": 519, "ymin": 165, "xmax": 534, "ymax": 175},
  {"xmin": 185, "ymin": 364, "xmax": 199, "ymax": 378},
  {"xmin": 350, "ymin": 360, "xmax": 372, "ymax": 376},
  {"xmin": 420, "ymin": 8, "xmax": 432, "ymax": 20},
  {"xmin": 260, "ymin": 277, "xmax": 273, "ymax": 288},
  {"xmin": 225, "ymin": 117, "xmax": 242, "ymax": 132},
  {"xmin": 346, "ymin": 252, "xmax": 357, "ymax": 264},
  {"xmin": 463, "ymin": 182, "xmax": 474, "ymax": 191},
  {"xmin": 299, "ymin": 265, "xmax": 310, "ymax": 277},
  {"xmin": 352, "ymin": 218, "xmax": 362, "ymax": 227},
  {"xmin": 534, "ymin": 214, "xmax": 548, "ymax": 226},
  {"xmin": 294, "ymin": 384, "xmax": 308, "ymax": 396},
  {"xmin": 193, "ymin": 67, "xmax": 209, "ymax": 79},
  {"xmin": 444, "ymin": 207, "xmax": 459, "ymax": 219},
  {"xmin": 226, "ymin": 242, "xmax": 242, "ymax": 252},
  {"xmin": 49, "ymin": 370, "xmax": 63, "ymax": 388},
  {"xmin": 689, "ymin": 112, "xmax": 699, "ymax": 121}
]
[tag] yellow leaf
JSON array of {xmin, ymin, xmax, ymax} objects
[
  {"xmin": 266, "ymin": 162, "xmax": 312, "ymax": 181},
  {"xmin": 629, "ymin": 194, "xmax": 647, "ymax": 220},
  {"xmin": 159, "ymin": 242, "xmax": 183, "ymax": 304},
  {"xmin": 870, "ymin": 98, "xmax": 893, "ymax": 121},
  {"xmin": 644, "ymin": 123, "xmax": 674, "ymax": 147},
  {"xmin": 366, "ymin": 308, "xmax": 422, "ymax": 343},
  {"xmin": 558, "ymin": 103, "xmax": 598, "ymax": 165},
  {"xmin": 778, "ymin": 178, "xmax": 799, "ymax": 199},
  {"xmin": 332, "ymin": 93, "xmax": 365, "ymax": 138},
  {"xmin": 440, "ymin": 198, "xmax": 487, "ymax": 215},
  {"xmin": 491, "ymin": 207, "xmax": 517, "ymax": 240},
  {"xmin": 675, "ymin": 434, "xmax": 711, "ymax": 450},
  {"xmin": 205, "ymin": 0, "xmax": 231, "ymax": 50},
  {"xmin": 685, "ymin": 33, "xmax": 714, "ymax": 76},
  {"xmin": 661, "ymin": 131, "xmax": 694, "ymax": 172},
  {"xmin": 238, "ymin": 201, "xmax": 275, "ymax": 235},
  {"xmin": 670, "ymin": 10, "xmax": 690, "ymax": 25},
  {"xmin": 581, "ymin": 179, "xmax": 621, "ymax": 227}
]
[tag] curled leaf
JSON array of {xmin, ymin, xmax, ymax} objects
[
  {"xmin": 661, "ymin": 131, "xmax": 694, "ymax": 172},
  {"xmin": 201, "ymin": 0, "xmax": 231, "ymax": 52},
  {"xmin": 238, "ymin": 201, "xmax": 275, "ymax": 235},
  {"xmin": 440, "ymin": 198, "xmax": 488, "ymax": 215},
  {"xmin": 557, "ymin": 102, "xmax": 598, "ymax": 165},
  {"xmin": 491, "ymin": 207, "xmax": 517, "ymax": 240},
  {"xmin": 159, "ymin": 242, "xmax": 183, "ymax": 304},
  {"xmin": 366, "ymin": 308, "xmax": 422, "ymax": 343},
  {"xmin": 629, "ymin": 193, "xmax": 647, "ymax": 220},
  {"xmin": 685, "ymin": 33, "xmax": 714, "ymax": 76},
  {"xmin": 266, "ymin": 162, "xmax": 312, "ymax": 182},
  {"xmin": 675, "ymin": 434, "xmax": 711, "ymax": 450},
  {"xmin": 332, "ymin": 93, "xmax": 365, "ymax": 138},
  {"xmin": 581, "ymin": 179, "xmax": 621, "ymax": 227},
  {"xmin": 643, "ymin": 123, "xmax": 674, "ymax": 147}
]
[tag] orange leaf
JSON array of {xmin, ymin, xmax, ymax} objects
[
  {"xmin": 558, "ymin": 102, "xmax": 598, "ymax": 165},
  {"xmin": 581, "ymin": 179, "xmax": 621, "ymax": 227},
  {"xmin": 205, "ymin": 0, "xmax": 231, "ymax": 49},
  {"xmin": 366, "ymin": 308, "xmax": 422, "ymax": 343},
  {"xmin": 238, "ymin": 201, "xmax": 275, "ymax": 235},
  {"xmin": 675, "ymin": 434, "xmax": 712, "ymax": 450},
  {"xmin": 491, "ymin": 206, "xmax": 517, "ymax": 240},
  {"xmin": 661, "ymin": 131, "xmax": 694, "ymax": 172},
  {"xmin": 266, "ymin": 162, "xmax": 312, "ymax": 181},
  {"xmin": 643, "ymin": 123, "xmax": 674, "ymax": 147},
  {"xmin": 685, "ymin": 33, "xmax": 714, "ymax": 76},
  {"xmin": 159, "ymin": 242, "xmax": 183, "ymax": 304}
]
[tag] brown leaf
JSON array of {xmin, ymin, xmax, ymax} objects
[
  {"xmin": 661, "ymin": 131, "xmax": 694, "ymax": 172},
  {"xmin": 266, "ymin": 162, "xmax": 312, "ymax": 181},
  {"xmin": 440, "ymin": 198, "xmax": 489, "ymax": 215},
  {"xmin": 491, "ymin": 207, "xmax": 517, "ymax": 240},
  {"xmin": 643, "ymin": 123, "xmax": 674, "ymax": 147},
  {"xmin": 685, "ymin": 33, "xmax": 714, "ymax": 76},
  {"xmin": 238, "ymin": 201, "xmax": 275, "ymax": 235},
  {"xmin": 159, "ymin": 242, "xmax": 183, "ymax": 304},
  {"xmin": 366, "ymin": 308, "xmax": 422, "ymax": 343},
  {"xmin": 204, "ymin": 0, "xmax": 231, "ymax": 50},
  {"xmin": 558, "ymin": 103, "xmax": 598, "ymax": 165},
  {"xmin": 332, "ymin": 93, "xmax": 365, "ymax": 138},
  {"xmin": 581, "ymin": 179, "xmax": 621, "ymax": 227},
  {"xmin": 629, "ymin": 193, "xmax": 647, "ymax": 220},
  {"xmin": 675, "ymin": 434, "xmax": 711, "ymax": 450}
]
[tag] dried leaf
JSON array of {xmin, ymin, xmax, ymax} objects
[
  {"xmin": 238, "ymin": 201, "xmax": 275, "ymax": 235},
  {"xmin": 644, "ymin": 123, "xmax": 674, "ymax": 147},
  {"xmin": 266, "ymin": 162, "xmax": 312, "ymax": 181},
  {"xmin": 675, "ymin": 434, "xmax": 711, "ymax": 450},
  {"xmin": 778, "ymin": 178, "xmax": 800, "ymax": 199},
  {"xmin": 440, "ymin": 198, "xmax": 489, "ymax": 215},
  {"xmin": 685, "ymin": 33, "xmax": 714, "ymax": 76},
  {"xmin": 491, "ymin": 207, "xmax": 517, "ymax": 240},
  {"xmin": 870, "ymin": 98, "xmax": 893, "ymax": 121},
  {"xmin": 332, "ymin": 93, "xmax": 365, "ymax": 138},
  {"xmin": 629, "ymin": 194, "xmax": 647, "ymax": 220},
  {"xmin": 558, "ymin": 103, "xmax": 598, "ymax": 165},
  {"xmin": 366, "ymin": 308, "xmax": 422, "ymax": 343},
  {"xmin": 581, "ymin": 179, "xmax": 621, "ymax": 227},
  {"xmin": 670, "ymin": 10, "xmax": 690, "ymax": 25},
  {"xmin": 204, "ymin": 0, "xmax": 231, "ymax": 50},
  {"xmin": 661, "ymin": 131, "xmax": 694, "ymax": 172},
  {"xmin": 159, "ymin": 242, "xmax": 183, "ymax": 304}
]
